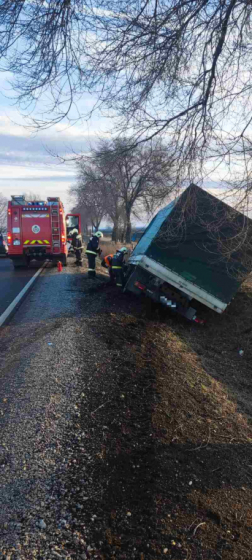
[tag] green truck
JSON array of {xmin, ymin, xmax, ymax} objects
[{"xmin": 124, "ymin": 184, "xmax": 252, "ymax": 322}]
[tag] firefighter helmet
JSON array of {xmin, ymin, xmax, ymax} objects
[
  {"xmin": 70, "ymin": 228, "xmax": 78, "ymax": 235},
  {"xmin": 95, "ymin": 231, "xmax": 103, "ymax": 238},
  {"xmin": 118, "ymin": 246, "xmax": 128, "ymax": 254}
]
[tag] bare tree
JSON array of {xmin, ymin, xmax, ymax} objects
[
  {"xmin": 69, "ymin": 136, "xmax": 175, "ymax": 242},
  {"xmin": 92, "ymin": 140, "xmax": 126, "ymax": 243},
  {"xmin": 22, "ymin": 192, "xmax": 43, "ymax": 201},
  {"xmin": 70, "ymin": 162, "xmax": 107, "ymax": 231},
  {"xmin": 0, "ymin": 193, "xmax": 7, "ymax": 234},
  {"xmin": 106, "ymin": 190, "xmax": 124, "ymax": 243},
  {"xmin": 70, "ymin": 152, "xmax": 124, "ymax": 241},
  {"xmin": 94, "ymin": 137, "xmax": 176, "ymax": 242}
]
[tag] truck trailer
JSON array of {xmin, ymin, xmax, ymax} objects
[
  {"xmin": 125, "ymin": 184, "xmax": 252, "ymax": 322},
  {"xmin": 7, "ymin": 195, "xmax": 80, "ymax": 268}
]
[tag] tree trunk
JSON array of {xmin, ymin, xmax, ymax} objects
[
  {"xmin": 120, "ymin": 217, "xmax": 127, "ymax": 243},
  {"xmin": 125, "ymin": 216, "xmax": 132, "ymax": 243},
  {"xmin": 112, "ymin": 220, "xmax": 119, "ymax": 242},
  {"xmin": 119, "ymin": 224, "xmax": 124, "ymax": 242},
  {"xmin": 92, "ymin": 220, "xmax": 100, "ymax": 231}
]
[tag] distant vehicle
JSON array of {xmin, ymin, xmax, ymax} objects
[
  {"xmin": 0, "ymin": 234, "xmax": 8, "ymax": 257},
  {"xmin": 125, "ymin": 184, "xmax": 252, "ymax": 323},
  {"xmin": 7, "ymin": 195, "xmax": 80, "ymax": 269}
]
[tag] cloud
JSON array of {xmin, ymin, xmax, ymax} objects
[
  {"xmin": 0, "ymin": 77, "xmax": 113, "ymax": 212},
  {"xmin": 0, "ymin": 173, "xmax": 74, "ymax": 213},
  {"xmin": 0, "ymin": 107, "xmax": 112, "ymax": 176},
  {"xmin": 0, "ymin": 174, "xmax": 76, "ymax": 182}
]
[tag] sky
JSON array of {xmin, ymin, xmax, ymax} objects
[
  {"xmin": 0, "ymin": 71, "xmax": 229, "ymax": 223},
  {"xmin": 0, "ymin": 71, "xmax": 114, "ymax": 215}
]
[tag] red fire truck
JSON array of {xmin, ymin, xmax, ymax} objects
[{"xmin": 7, "ymin": 195, "xmax": 81, "ymax": 268}]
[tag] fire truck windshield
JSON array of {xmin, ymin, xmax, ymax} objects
[{"xmin": 66, "ymin": 215, "xmax": 79, "ymax": 237}]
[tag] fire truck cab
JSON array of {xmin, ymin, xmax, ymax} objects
[
  {"xmin": 65, "ymin": 214, "xmax": 82, "ymax": 254},
  {"xmin": 7, "ymin": 195, "xmax": 69, "ymax": 268}
]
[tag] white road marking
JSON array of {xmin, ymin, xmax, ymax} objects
[{"xmin": 0, "ymin": 264, "xmax": 46, "ymax": 327}]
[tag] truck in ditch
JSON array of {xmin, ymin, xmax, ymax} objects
[{"xmin": 124, "ymin": 184, "xmax": 252, "ymax": 323}]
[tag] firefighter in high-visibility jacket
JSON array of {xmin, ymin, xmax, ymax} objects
[
  {"xmin": 111, "ymin": 247, "xmax": 128, "ymax": 288},
  {"xmin": 70, "ymin": 228, "xmax": 84, "ymax": 266},
  {"xmin": 101, "ymin": 253, "xmax": 115, "ymax": 283},
  {"xmin": 85, "ymin": 231, "xmax": 103, "ymax": 277}
]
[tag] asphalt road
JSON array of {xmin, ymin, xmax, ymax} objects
[
  {"xmin": 0, "ymin": 264, "xmax": 90, "ymax": 547},
  {"xmin": 0, "ymin": 257, "xmax": 40, "ymax": 316}
]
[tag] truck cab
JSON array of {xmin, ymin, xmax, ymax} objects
[{"xmin": 65, "ymin": 214, "xmax": 82, "ymax": 253}]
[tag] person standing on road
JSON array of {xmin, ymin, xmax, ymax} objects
[
  {"xmin": 111, "ymin": 247, "xmax": 128, "ymax": 288},
  {"xmin": 85, "ymin": 231, "xmax": 103, "ymax": 277}
]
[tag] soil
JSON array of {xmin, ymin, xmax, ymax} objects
[
  {"xmin": 2, "ymin": 260, "xmax": 252, "ymax": 559},
  {"xmin": 50, "ymin": 265, "xmax": 252, "ymax": 560}
]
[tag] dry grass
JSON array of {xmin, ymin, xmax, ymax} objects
[
  {"xmin": 71, "ymin": 294, "xmax": 252, "ymax": 559},
  {"xmin": 100, "ymin": 238, "xmax": 133, "ymax": 259},
  {"xmin": 152, "ymin": 326, "xmax": 252, "ymax": 446}
]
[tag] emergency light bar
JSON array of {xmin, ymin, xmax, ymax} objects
[{"xmin": 22, "ymin": 207, "xmax": 48, "ymax": 211}]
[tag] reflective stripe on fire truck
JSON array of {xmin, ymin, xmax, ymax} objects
[
  {"xmin": 24, "ymin": 240, "xmax": 50, "ymax": 245},
  {"xmin": 22, "ymin": 214, "xmax": 50, "ymax": 218}
]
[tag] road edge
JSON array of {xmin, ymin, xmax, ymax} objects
[{"xmin": 0, "ymin": 263, "xmax": 46, "ymax": 327}]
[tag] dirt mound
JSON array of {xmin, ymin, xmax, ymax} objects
[{"xmin": 55, "ymin": 275, "xmax": 252, "ymax": 560}]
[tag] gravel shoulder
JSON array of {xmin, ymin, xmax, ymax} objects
[
  {"xmin": 0, "ymin": 262, "xmax": 108, "ymax": 554},
  {"xmin": 0, "ymin": 261, "xmax": 252, "ymax": 560}
]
